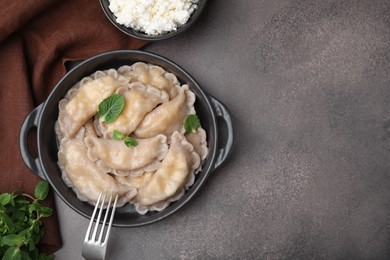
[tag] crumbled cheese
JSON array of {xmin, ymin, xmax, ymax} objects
[{"xmin": 108, "ymin": 0, "xmax": 199, "ymax": 35}]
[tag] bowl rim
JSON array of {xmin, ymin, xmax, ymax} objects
[{"xmin": 99, "ymin": 0, "xmax": 208, "ymax": 41}]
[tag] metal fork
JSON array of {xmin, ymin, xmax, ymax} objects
[{"xmin": 82, "ymin": 192, "xmax": 118, "ymax": 260}]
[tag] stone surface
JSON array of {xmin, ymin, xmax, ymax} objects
[{"xmin": 55, "ymin": 0, "xmax": 390, "ymax": 259}]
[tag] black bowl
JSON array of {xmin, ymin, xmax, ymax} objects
[
  {"xmin": 20, "ymin": 50, "xmax": 233, "ymax": 227},
  {"xmin": 99, "ymin": 0, "xmax": 208, "ymax": 41}
]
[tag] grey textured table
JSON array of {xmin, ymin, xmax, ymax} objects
[{"xmin": 55, "ymin": 1, "xmax": 390, "ymax": 259}]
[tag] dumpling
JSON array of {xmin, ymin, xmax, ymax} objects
[
  {"xmin": 96, "ymin": 82, "xmax": 169, "ymax": 138},
  {"xmin": 185, "ymin": 126, "xmax": 209, "ymax": 161},
  {"xmin": 85, "ymin": 134, "xmax": 168, "ymax": 175},
  {"xmin": 134, "ymin": 85, "xmax": 196, "ymax": 139},
  {"xmin": 58, "ymin": 69, "xmax": 128, "ymax": 137},
  {"xmin": 134, "ymin": 131, "xmax": 200, "ymax": 209},
  {"xmin": 118, "ymin": 62, "xmax": 179, "ymax": 99},
  {"xmin": 57, "ymin": 126, "xmax": 136, "ymax": 207},
  {"xmin": 116, "ymin": 172, "xmax": 154, "ymax": 189}
]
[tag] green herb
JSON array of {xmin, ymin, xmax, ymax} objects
[
  {"xmin": 0, "ymin": 180, "xmax": 53, "ymax": 259},
  {"xmin": 112, "ymin": 130, "xmax": 138, "ymax": 147},
  {"xmin": 184, "ymin": 114, "xmax": 201, "ymax": 134},
  {"xmin": 34, "ymin": 181, "xmax": 49, "ymax": 201},
  {"xmin": 113, "ymin": 130, "xmax": 124, "ymax": 141},
  {"xmin": 124, "ymin": 137, "xmax": 139, "ymax": 147},
  {"xmin": 98, "ymin": 94, "xmax": 125, "ymax": 124}
]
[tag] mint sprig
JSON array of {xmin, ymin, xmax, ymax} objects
[
  {"xmin": 113, "ymin": 130, "xmax": 139, "ymax": 147},
  {"xmin": 0, "ymin": 180, "xmax": 53, "ymax": 259},
  {"xmin": 98, "ymin": 94, "xmax": 125, "ymax": 124},
  {"xmin": 184, "ymin": 114, "xmax": 201, "ymax": 134}
]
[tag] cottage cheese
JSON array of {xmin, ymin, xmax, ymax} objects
[{"xmin": 108, "ymin": 0, "xmax": 199, "ymax": 35}]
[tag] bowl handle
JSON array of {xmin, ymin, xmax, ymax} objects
[
  {"xmin": 209, "ymin": 96, "xmax": 234, "ymax": 170},
  {"xmin": 19, "ymin": 103, "xmax": 46, "ymax": 179}
]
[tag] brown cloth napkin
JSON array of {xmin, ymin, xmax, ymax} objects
[{"xmin": 0, "ymin": 0, "xmax": 148, "ymax": 254}]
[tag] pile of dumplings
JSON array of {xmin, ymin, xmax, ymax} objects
[{"xmin": 55, "ymin": 62, "xmax": 208, "ymax": 214}]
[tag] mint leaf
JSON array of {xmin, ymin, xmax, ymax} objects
[
  {"xmin": 114, "ymin": 130, "xmax": 138, "ymax": 147},
  {"xmin": 124, "ymin": 137, "xmax": 139, "ymax": 147},
  {"xmin": 0, "ymin": 193, "xmax": 13, "ymax": 206},
  {"xmin": 113, "ymin": 130, "xmax": 124, "ymax": 140},
  {"xmin": 184, "ymin": 114, "xmax": 201, "ymax": 134},
  {"xmin": 0, "ymin": 211, "xmax": 15, "ymax": 235},
  {"xmin": 34, "ymin": 202, "xmax": 53, "ymax": 218},
  {"xmin": 2, "ymin": 234, "xmax": 23, "ymax": 247},
  {"xmin": 98, "ymin": 94, "xmax": 125, "ymax": 124},
  {"xmin": 27, "ymin": 201, "xmax": 52, "ymax": 219},
  {"xmin": 3, "ymin": 246, "xmax": 21, "ymax": 260},
  {"xmin": 34, "ymin": 181, "xmax": 49, "ymax": 201}
]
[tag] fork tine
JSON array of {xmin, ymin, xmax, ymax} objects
[
  {"xmin": 103, "ymin": 194, "xmax": 118, "ymax": 244},
  {"xmin": 92, "ymin": 192, "xmax": 107, "ymax": 241},
  {"xmin": 84, "ymin": 192, "xmax": 103, "ymax": 242},
  {"xmin": 98, "ymin": 193, "xmax": 113, "ymax": 244}
]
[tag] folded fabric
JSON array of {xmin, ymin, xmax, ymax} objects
[{"xmin": 0, "ymin": 0, "xmax": 148, "ymax": 254}]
